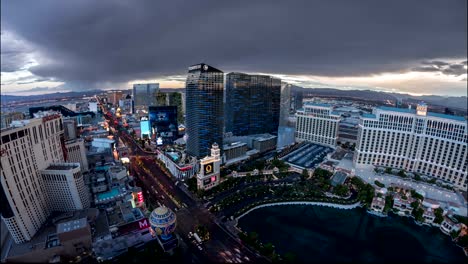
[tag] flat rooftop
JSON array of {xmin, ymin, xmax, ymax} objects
[
  {"xmin": 281, "ymin": 142, "xmax": 332, "ymax": 169},
  {"xmin": 45, "ymin": 164, "xmax": 79, "ymax": 170},
  {"xmin": 377, "ymin": 106, "xmax": 466, "ymax": 122},
  {"xmin": 57, "ymin": 218, "xmax": 87, "ymax": 233}
]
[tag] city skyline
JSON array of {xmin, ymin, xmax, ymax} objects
[{"xmin": 1, "ymin": 0, "xmax": 467, "ymax": 96}]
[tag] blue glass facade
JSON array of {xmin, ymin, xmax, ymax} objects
[
  {"xmin": 225, "ymin": 73, "xmax": 281, "ymax": 136},
  {"xmin": 185, "ymin": 64, "xmax": 224, "ymax": 158}
]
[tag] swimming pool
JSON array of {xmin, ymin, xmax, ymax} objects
[
  {"xmin": 96, "ymin": 187, "xmax": 120, "ymax": 201},
  {"xmin": 95, "ymin": 165, "xmax": 110, "ymax": 172}
]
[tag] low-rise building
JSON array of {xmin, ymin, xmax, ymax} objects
[
  {"xmin": 197, "ymin": 143, "xmax": 221, "ymax": 190},
  {"xmin": 393, "ymin": 194, "xmax": 414, "ymax": 214},
  {"xmin": 3, "ymin": 210, "xmax": 96, "ymax": 263},
  {"xmin": 93, "ymin": 203, "xmax": 153, "ymax": 261},
  {"xmin": 422, "ymin": 198, "xmax": 440, "ymax": 209},
  {"xmin": 223, "ymin": 142, "xmax": 249, "ymax": 165},
  {"xmin": 156, "ymin": 149, "xmax": 198, "ymax": 179},
  {"xmin": 440, "ymin": 216, "xmax": 461, "ymax": 235},
  {"xmin": 370, "ymin": 197, "xmax": 385, "ymax": 213},
  {"xmin": 108, "ymin": 165, "xmax": 127, "ymax": 181},
  {"xmin": 422, "ymin": 208, "xmax": 436, "ymax": 224}
]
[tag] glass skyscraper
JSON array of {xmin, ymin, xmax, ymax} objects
[
  {"xmin": 132, "ymin": 83, "xmax": 159, "ymax": 114},
  {"xmin": 225, "ymin": 72, "xmax": 281, "ymax": 136},
  {"xmin": 185, "ymin": 63, "xmax": 224, "ymax": 158}
]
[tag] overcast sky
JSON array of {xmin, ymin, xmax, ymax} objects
[{"xmin": 1, "ymin": 0, "xmax": 467, "ymax": 96}]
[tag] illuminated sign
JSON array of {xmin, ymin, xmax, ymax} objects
[
  {"xmin": 203, "ymin": 65, "xmax": 209, "ymax": 71},
  {"xmin": 117, "ymin": 218, "xmax": 149, "ymax": 236},
  {"xmin": 138, "ymin": 218, "xmax": 149, "ymax": 229},
  {"xmin": 157, "ymin": 137, "xmax": 163, "ymax": 145},
  {"xmin": 203, "ymin": 162, "xmax": 214, "ymax": 175},
  {"xmin": 203, "ymin": 178, "xmax": 211, "ymax": 185},
  {"xmin": 211, "ymin": 176, "xmax": 216, "ymax": 182},
  {"xmin": 188, "ymin": 64, "xmax": 202, "ymax": 71},
  {"xmin": 179, "ymin": 166, "xmax": 192, "ymax": 172},
  {"xmin": 137, "ymin": 191, "xmax": 144, "ymax": 203},
  {"xmin": 140, "ymin": 120, "xmax": 151, "ymax": 138}
]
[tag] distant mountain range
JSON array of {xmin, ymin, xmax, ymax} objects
[
  {"xmin": 1, "ymin": 90, "xmax": 105, "ymax": 104},
  {"xmin": 294, "ymin": 87, "xmax": 467, "ymax": 111},
  {"xmin": 2, "ymin": 87, "xmax": 466, "ymax": 111}
]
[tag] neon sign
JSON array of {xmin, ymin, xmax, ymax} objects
[
  {"xmin": 137, "ymin": 191, "xmax": 144, "ymax": 203},
  {"xmin": 138, "ymin": 218, "xmax": 149, "ymax": 229}
]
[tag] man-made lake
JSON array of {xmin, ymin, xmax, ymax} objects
[{"xmin": 238, "ymin": 205, "xmax": 466, "ymax": 263}]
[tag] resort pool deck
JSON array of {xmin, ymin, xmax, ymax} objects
[
  {"xmin": 96, "ymin": 187, "xmax": 121, "ymax": 202},
  {"xmin": 95, "ymin": 165, "xmax": 110, "ymax": 172}
]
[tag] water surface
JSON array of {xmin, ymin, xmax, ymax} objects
[{"xmin": 238, "ymin": 205, "xmax": 466, "ymax": 263}]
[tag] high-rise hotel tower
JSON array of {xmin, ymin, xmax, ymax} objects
[
  {"xmin": 355, "ymin": 103, "xmax": 467, "ymax": 189},
  {"xmin": 225, "ymin": 73, "xmax": 281, "ymax": 136},
  {"xmin": 1, "ymin": 113, "xmax": 89, "ymax": 244},
  {"xmin": 185, "ymin": 63, "xmax": 224, "ymax": 158}
]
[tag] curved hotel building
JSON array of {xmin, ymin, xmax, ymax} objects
[{"xmin": 354, "ymin": 103, "xmax": 467, "ymax": 189}]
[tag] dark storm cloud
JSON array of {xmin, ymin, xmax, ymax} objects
[
  {"xmin": 412, "ymin": 60, "xmax": 467, "ymax": 76},
  {"xmin": 0, "ymin": 31, "xmax": 34, "ymax": 72},
  {"xmin": 1, "ymin": 0, "xmax": 466, "ymax": 89}
]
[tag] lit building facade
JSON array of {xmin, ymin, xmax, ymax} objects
[
  {"xmin": 295, "ymin": 103, "xmax": 341, "ymax": 147},
  {"xmin": 197, "ymin": 143, "xmax": 221, "ymax": 190},
  {"xmin": 354, "ymin": 103, "xmax": 467, "ymax": 189},
  {"xmin": 185, "ymin": 63, "xmax": 224, "ymax": 158},
  {"xmin": 0, "ymin": 114, "xmax": 66, "ymax": 243},
  {"xmin": 225, "ymin": 72, "xmax": 281, "ymax": 136},
  {"xmin": 132, "ymin": 83, "xmax": 159, "ymax": 114},
  {"xmin": 40, "ymin": 163, "xmax": 90, "ymax": 212}
]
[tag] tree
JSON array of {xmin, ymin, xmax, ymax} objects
[
  {"xmin": 457, "ymin": 235, "xmax": 468, "ymax": 247},
  {"xmin": 301, "ymin": 169, "xmax": 309, "ymax": 181},
  {"xmin": 385, "ymin": 167, "xmax": 392, "ymax": 174},
  {"xmin": 334, "ymin": 184, "xmax": 349, "ymax": 197},
  {"xmin": 450, "ymin": 230, "xmax": 461, "ymax": 239},
  {"xmin": 374, "ymin": 180, "xmax": 385, "ymax": 188},
  {"xmin": 248, "ymin": 231, "xmax": 259, "ymax": 244},
  {"xmin": 398, "ymin": 170, "xmax": 406, "ymax": 177},
  {"xmin": 383, "ymin": 195, "xmax": 394, "ymax": 212},
  {"xmin": 434, "ymin": 208, "xmax": 444, "ymax": 224},
  {"xmin": 283, "ymin": 252, "xmax": 297, "ymax": 263},
  {"xmin": 260, "ymin": 242, "xmax": 275, "ymax": 256},
  {"xmin": 414, "ymin": 173, "xmax": 422, "ymax": 181},
  {"xmin": 410, "ymin": 190, "xmax": 424, "ymax": 201}
]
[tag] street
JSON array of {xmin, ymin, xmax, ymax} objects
[{"xmin": 105, "ymin": 111, "xmax": 266, "ymax": 263}]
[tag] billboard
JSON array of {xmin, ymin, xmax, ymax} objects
[
  {"xmin": 203, "ymin": 162, "xmax": 214, "ymax": 175},
  {"xmin": 140, "ymin": 120, "xmax": 151, "ymax": 138},
  {"xmin": 149, "ymin": 106, "xmax": 178, "ymax": 144},
  {"xmin": 117, "ymin": 218, "xmax": 149, "ymax": 236}
]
